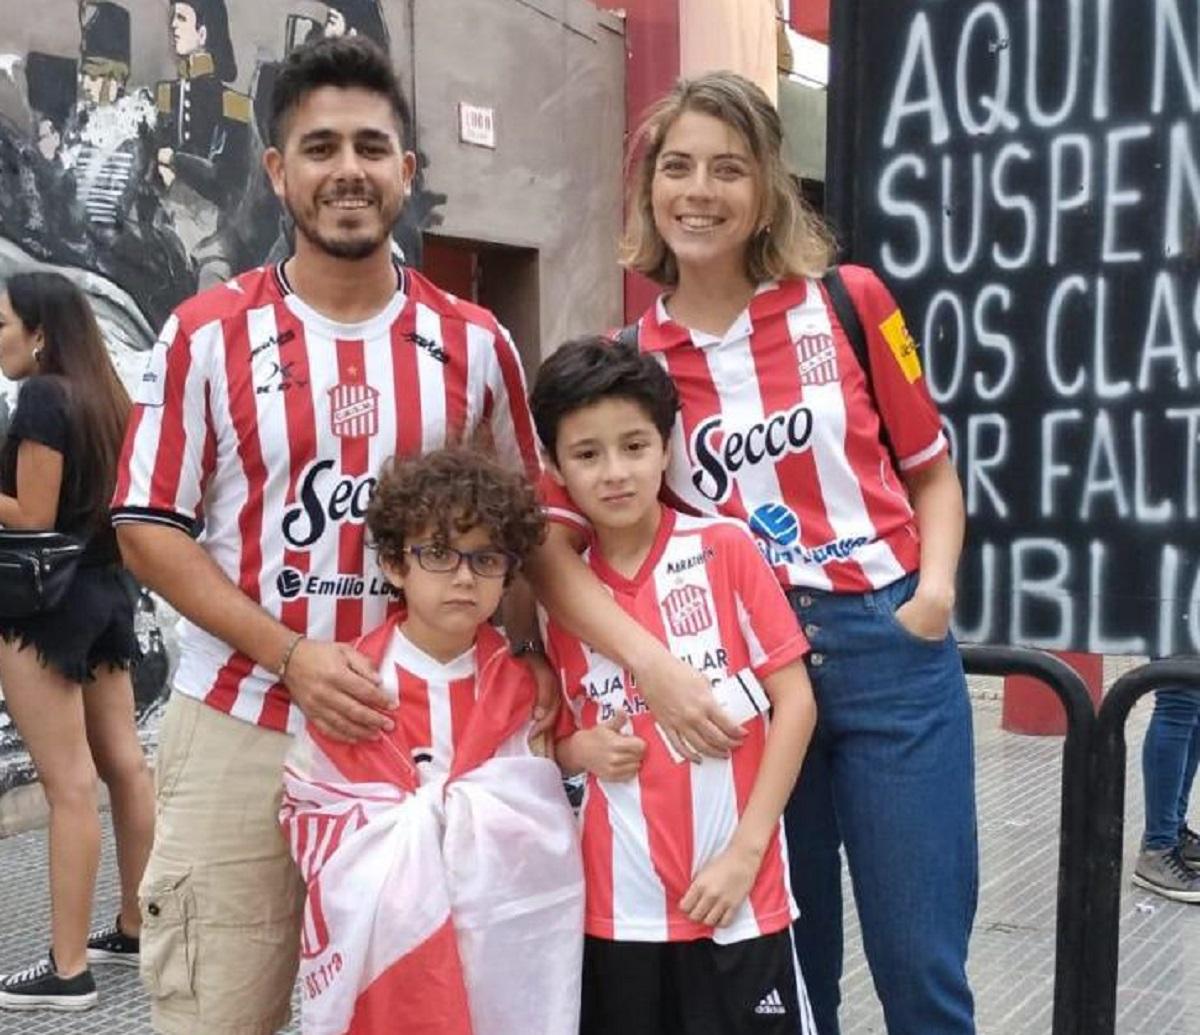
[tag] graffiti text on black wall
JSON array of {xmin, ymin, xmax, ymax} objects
[{"xmin": 834, "ymin": 0, "xmax": 1200, "ymax": 654}]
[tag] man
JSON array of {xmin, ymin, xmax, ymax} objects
[{"xmin": 113, "ymin": 36, "xmax": 542, "ymax": 1034}]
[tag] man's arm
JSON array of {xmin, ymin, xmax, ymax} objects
[
  {"xmin": 680, "ymin": 660, "xmax": 815, "ymax": 927},
  {"xmin": 525, "ymin": 524, "xmax": 743, "ymax": 761},
  {"xmin": 117, "ymin": 523, "xmax": 392, "ymax": 741}
]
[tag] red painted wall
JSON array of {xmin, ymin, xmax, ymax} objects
[{"xmin": 789, "ymin": 0, "xmax": 829, "ymax": 43}]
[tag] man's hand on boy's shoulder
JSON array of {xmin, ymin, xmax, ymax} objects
[
  {"xmin": 285, "ymin": 639, "xmax": 393, "ymax": 743},
  {"xmin": 574, "ymin": 711, "xmax": 646, "ymax": 782}
]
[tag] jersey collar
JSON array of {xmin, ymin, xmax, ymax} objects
[
  {"xmin": 587, "ymin": 505, "xmax": 677, "ymax": 595},
  {"xmin": 637, "ymin": 278, "xmax": 811, "ymax": 353}
]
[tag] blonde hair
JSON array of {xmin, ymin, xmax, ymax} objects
[{"xmin": 620, "ymin": 71, "xmax": 837, "ymax": 286}]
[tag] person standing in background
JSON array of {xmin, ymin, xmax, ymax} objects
[
  {"xmin": 0, "ymin": 271, "xmax": 155, "ymax": 1012},
  {"xmin": 1134, "ymin": 689, "xmax": 1200, "ymax": 901}
]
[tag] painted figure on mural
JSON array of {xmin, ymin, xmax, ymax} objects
[
  {"xmin": 155, "ymin": 0, "xmax": 250, "ymax": 284},
  {"xmin": 64, "ymin": 2, "xmax": 157, "ymax": 234}
]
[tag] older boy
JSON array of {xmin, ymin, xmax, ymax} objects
[{"xmin": 531, "ymin": 338, "xmax": 818, "ymax": 1035}]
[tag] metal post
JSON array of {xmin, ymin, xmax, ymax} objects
[
  {"xmin": 1079, "ymin": 659, "xmax": 1200, "ymax": 1035},
  {"xmin": 960, "ymin": 646, "xmax": 1096, "ymax": 1035}
]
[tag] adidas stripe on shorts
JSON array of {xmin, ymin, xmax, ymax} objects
[{"xmin": 580, "ymin": 929, "xmax": 817, "ymax": 1035}]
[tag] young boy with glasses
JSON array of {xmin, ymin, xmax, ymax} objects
[{"xmin": 279, "ymin": 447, "xmax": 583, "ymax": 1035}]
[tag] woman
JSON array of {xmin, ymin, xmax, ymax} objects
[
  {"xmin": 0, "ymin": 271, "xmax": 155, "ymax": 1011},
  {"xmin": 531, "ymin": 73, "xmax": 976, "ymax": 1035}
]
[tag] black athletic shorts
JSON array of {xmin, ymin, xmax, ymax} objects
[
  {"xmin": 0, "ymin": 564, "xmax": 139, "ymax": 683},
  {"xmin": 581, "ymin": 930, "xmax": 816, "ymax": 1035}
]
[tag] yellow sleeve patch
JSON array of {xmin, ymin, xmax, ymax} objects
[{"xmin": 879, "ymin": 309, "xmax": 922, "ymax": 384}]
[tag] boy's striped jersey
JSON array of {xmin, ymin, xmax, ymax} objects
[{"xmin": 544, "ymin": 507, "xmax": 808, "ymax": 945}]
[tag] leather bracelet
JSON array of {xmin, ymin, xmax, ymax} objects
[
  {"xmin": 511, "ymin": 638, "xmax": 544, "ymax": 658},
  {"xmin": 277, "ymin": 632, "xmax": 305, "ymax": 679}
]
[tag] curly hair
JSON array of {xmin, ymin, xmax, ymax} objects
[{"xmin": 366, "ymin": 448, "xmax": 546, "ymax": 578}]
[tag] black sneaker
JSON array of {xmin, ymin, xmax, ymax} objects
[
  {"xmin": 0, "ymin": 953, "xmax": 97, "ymax": 1011},
  {"xmin": 1180, "ymin": 826, "xmax": 1200, "ymax": 869},
  {"xmin": 86, "ymin": 917, "xmax": 140, "ymax": 967}
]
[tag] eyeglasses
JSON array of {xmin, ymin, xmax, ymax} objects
[{"xmin": 404, "ymin": 543, "xmax": 517, "ymax": 578}]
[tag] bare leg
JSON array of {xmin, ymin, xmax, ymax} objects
[
  {"xmin": 82, "ymin": 664, "xmax": 154, "ymax": 938},
  {"xmin": 0, "ymin": 642, "xmax": 99, "ymax": 976}
]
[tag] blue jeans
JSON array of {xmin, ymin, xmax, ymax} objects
[
  {"xmin": 1141, "ymin": 688, "xmax": 1200, "ymax": 850},
  {"xmin": 785, "ymin": 572, "xmax": 977, "ymax": 1035}
]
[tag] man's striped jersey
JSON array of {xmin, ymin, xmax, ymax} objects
[
  {"xmin": 544, "ymin": 507, "xmax": 808, "ymax": 945},
  {"xmin": 112, "ymin": 262, "xmax": 541, "ymax": 732},
  {"xmin": 543, "ymin": 267, "xmax": 947, "ymax": 593}
]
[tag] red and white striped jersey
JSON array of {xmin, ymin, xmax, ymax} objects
[
  {"xmin": 381, "ymin": 627, "xmax": 510, "ymax": 784},
  {"xmin": 112, "ymin": 262, "xmax": 541, "ymax": 732},
  {"xmin": 543, "ymin": 267, "xmax": 947, "ymax": 593},
  {"xmin": 543, "ymin": 507, "xmax": 808, "ymax": 945}
]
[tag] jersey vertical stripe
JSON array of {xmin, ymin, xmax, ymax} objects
[
  {"xmin": 382, "ymin": 630, "xmax": 477, "ymax": 782},
  {"xmin": 545, "ymin": 509, "xmax": 807, "ymax": 944},
  {"xmin": 112, "ymin": 265, "xmax": 541, "ymax": 733}
]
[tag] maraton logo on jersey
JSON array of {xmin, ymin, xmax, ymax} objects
[
  {"xmin": 328, "ymin": 382, "xmax": 380, "ymax": 438},
  {"xmin": 282, "ymin": 459, "xmax": 376, "ymax": 549},
  {"xmin": 662, "ymin": 585, "xmax": 714, "ymax": 637},
  {"xmin": 689, "ymin": 404, "xmax": 814, "ymax": 504},
  {"xmin": 276, "ymin": 566, "xmax": 397, "ymax": 601},
  {"xmin": 795, "ymin": 332, "xmax": 838, "ymax": 386}
]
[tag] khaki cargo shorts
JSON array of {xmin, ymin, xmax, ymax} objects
[{"xmin": 139, "ymin": 692, "xmax": 305, "ymax": 1035}]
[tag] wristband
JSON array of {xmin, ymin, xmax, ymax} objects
[
  {"xmin": 511, "ymin": 638, "xmax": 544, "ymax": 658},
  {"xmin": 277, "ymin": 632, "xmax": 305, "ymax": 679}
]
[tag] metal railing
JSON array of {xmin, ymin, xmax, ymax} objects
[{"xmin": 961, "ymin": 647, "xmax": 1200, "ymax": 1035}]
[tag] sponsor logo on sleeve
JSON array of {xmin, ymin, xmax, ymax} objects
[
  {"xmin": 136, "ymin": 335, "xmax": 170, "ymax": 407},
  {"xmin": 879, "ymin": 309, "xmax": 922, "ymax": 384}
]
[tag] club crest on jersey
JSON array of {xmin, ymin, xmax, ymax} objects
[
  {"xmin": 662, "ymin": 585, "xmax": 714, "ymax": 637},
  {"xmin": 328, "ymin": 382, "xmax": 380, "ymax": 439},
  {"xmin": 795, "ymin": 332, "xmax": 838, "ymax": 386},
  {"xmin": 689, "ymin": 404, "xmax": 814, "ymax": 504}
]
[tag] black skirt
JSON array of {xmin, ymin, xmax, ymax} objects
[{"xmin": 0, "ymin": 564, "xmax": 140, "ymax": 683}]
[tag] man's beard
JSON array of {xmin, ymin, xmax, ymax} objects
[{"xmin": 287, "ymin": 194, "xmax": 398, "ymax": 261}]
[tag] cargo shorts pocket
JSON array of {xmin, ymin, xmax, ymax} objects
[{"xmin": 139, "ymin": 868, "xmax": 197, "ymax": 1002}]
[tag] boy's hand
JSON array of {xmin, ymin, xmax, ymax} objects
[
  {"xmin": 680, "ymin": 843, "xmax": 762, "ymax": 928},
  {"xmin": 580, "ymin": 710, "xmax": 646, "ymax": 781}
]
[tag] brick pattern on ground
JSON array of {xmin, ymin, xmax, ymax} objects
[{"xmin": 0, "ymin": 688, "xmax": 1196, "ymax": 1034}]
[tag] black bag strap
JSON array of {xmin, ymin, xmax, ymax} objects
[
  {"xmin": 614, "ymin": 322, "xmax": 639, "ymax": 348},
  {"xmin": 822, "ymin": 265, "xmax": 898, "ymax": 469}
]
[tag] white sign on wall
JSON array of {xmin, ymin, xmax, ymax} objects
[{"xmin": 458, "ymin": 102, "xmax": 496, "ymax": 149}]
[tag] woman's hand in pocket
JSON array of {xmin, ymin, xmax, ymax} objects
[{"xmin": 893, "ymin": 584, "xmax": 953, "ymax": 642}]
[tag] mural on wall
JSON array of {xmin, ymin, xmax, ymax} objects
[{"xmin": 0, "ymin": 0, "xmax": 447, "ymax": 797}]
